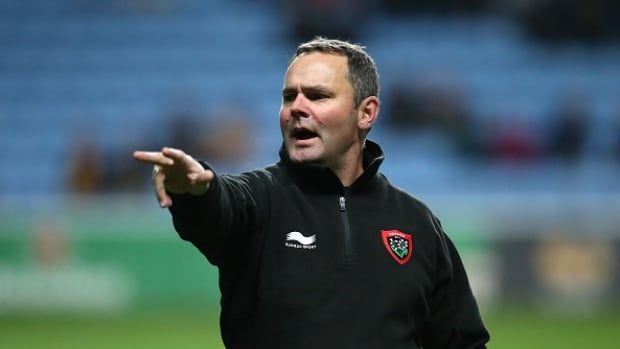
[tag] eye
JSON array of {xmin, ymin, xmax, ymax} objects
[
  {"xmin": 282, "ymin": 92, "xmax": 296, "ymax": 103},
  {"xmin": 306, "ymin": 92, "xmax": 327, "ymax": 101}
]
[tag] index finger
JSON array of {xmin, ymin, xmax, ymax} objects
[{"xmin": 132, "ymin": 151, "xmax": 174, "ymax": 166}]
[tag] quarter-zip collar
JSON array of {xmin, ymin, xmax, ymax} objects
[{"xmin": 277, "ymin": 139, "xmax": 385, "ymax": 193}]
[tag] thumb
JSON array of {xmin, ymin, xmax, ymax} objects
[{"xmin": 187, "ymin": 169, "xmax": 214, "ymax": 195}]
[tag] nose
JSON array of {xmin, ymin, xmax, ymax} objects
[{"xmin": 290, "ymin": 94, "xmax": 309, "ymax": 119}]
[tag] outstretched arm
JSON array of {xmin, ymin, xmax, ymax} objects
[{"xmin": 133, "ymin": 147, "xmax": 214, "ymax": 208}]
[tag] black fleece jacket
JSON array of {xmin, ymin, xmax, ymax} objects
[{"xmin": 168, "ymin": 140, "xmax": 489, "ymax": 349}]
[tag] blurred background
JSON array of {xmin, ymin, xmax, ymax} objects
[{"xmin": 1, "ymin": 0, "xmax": 619, "ymax": 348}]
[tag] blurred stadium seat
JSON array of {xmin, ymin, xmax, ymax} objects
[{"xmin": 2, "ymin": 0, "xmax": 618, "ymax": 196}]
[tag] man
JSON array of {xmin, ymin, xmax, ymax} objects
[{"xmin": 133, "ymin": 37, "xmax": 489, "ymax": 348}]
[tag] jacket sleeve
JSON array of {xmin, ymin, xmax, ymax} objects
[
  {"xmin": 419, "ymin": 216, "xmax": 490, "ymax": 349},
  {"xmin": 167, "ymin": 164, "xmax": 267, "ymax": 267}
]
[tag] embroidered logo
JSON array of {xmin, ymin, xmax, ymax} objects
[
  {"xmin": 285, "ymin": 231, "xmax": 317, "ymax": 250},
  {"xmin": 381, "ymin": 229, "xmax": 413, "ymax": 265}
]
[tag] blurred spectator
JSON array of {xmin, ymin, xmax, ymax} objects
[
  {"xmin": 519, "ymin": 0, "xmax": 620, "ymax": 43},
  {"xmin": 384, "ymin": 74, "xmax": 483, "ymax": 158},
  {"xmin": 104, "ymin": 110, "xmax": 206, "ymax": 193},
  {"xmin": 164, "ymin": 105, "xmax": 253, "ymax": 169},
  {"xmin": 384, "ymin": 79, "xmax": 431, "ymax": 129},
  {"xmin": 103, "ymin": 149, "xmax": 150, "ymax": 193},
  {"xmin": 487, "ymin": 118, "xmax": 542, "ymax": 163},
  {"xmin": 380, "ymin": 0, "xmax": 490, "ymax": 15},
  {"xmin": 614, "ymin": 104, "xmax": 620, "ymax": 164},
  {"xmin": 282, "ymin": 0, "xmax": 365, "ymax": 42},
  {"xmin": 200, "ymin": 106, "xmax": 253, "ymax": 170},
  {"xmin": 67, "ymin": 139, "xmax": 104, "ymax": 194},
  {"xmin": 444, "ymin": 108, "xmax": 483, "ymax": 159},
  {"xmin": 107, "ymin": 104, "xmax": 253, "ymax": 193},
  {"xmin": 428, "ymin": 81, "xmax": 482, "ymax": 158},
  {"xmin": 166, "ymin": 111, "xmax": 205, "ymax": 158},
  {"xmin": 547, "ymin": 94, "xmax": 590, "ymax": 163},
  {"xmin": 384, "ymin": 74, "xmax": 465, "ymax": 129}
]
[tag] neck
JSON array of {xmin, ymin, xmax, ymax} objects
[
  {"xmin": 332, "ymin": 164, "xmax": 363, "ymax": 187},
  {"xmin": 328, "ymin": 143, "xmax": 365, "ymax": 187}
]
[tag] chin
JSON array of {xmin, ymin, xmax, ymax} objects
[{"xmin": 287, "ymin": 147, "xmax": 322, "ymax": 164}]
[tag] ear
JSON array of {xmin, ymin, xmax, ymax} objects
[{"xmin": 357, "ymin": 96, "xmax": 380, "ymax": 132}]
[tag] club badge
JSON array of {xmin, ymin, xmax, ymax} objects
[{"xmin": 381, "ymin": 229, "xmax": 413, "ymax": 265}]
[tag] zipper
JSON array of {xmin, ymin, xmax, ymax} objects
[{"xmin": 339, "ymin": 195, "xmax": 353, "ymax": 264}]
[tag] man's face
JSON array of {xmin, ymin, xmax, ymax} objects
[{"xmin": 279, "ymin": 52, "xmax": 361, "ymax": 167}]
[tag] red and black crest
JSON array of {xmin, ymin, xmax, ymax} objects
[{"xmin": 381, "ymin": 229, "xmax": 413, "ymax": 265}]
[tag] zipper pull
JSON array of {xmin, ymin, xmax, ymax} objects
[{"xmin": 339, "ymin": 196, "xmax": 346, "ymax": 212}]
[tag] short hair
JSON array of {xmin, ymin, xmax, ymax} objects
[{"xmin": 292, "ymin": 37, "xmax": 379, "ymax": 107}]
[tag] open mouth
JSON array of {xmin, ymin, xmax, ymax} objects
[{"xmin": 292, "ymin": 128, "xmax": 319, "ymax": 141}]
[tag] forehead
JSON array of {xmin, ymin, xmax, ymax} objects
[{"xmin": 284, "ymin": 52, "xmax": 350, "ymax": 87}]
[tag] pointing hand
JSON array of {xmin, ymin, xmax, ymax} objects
[{"xmin": 133, "ymin": 147, "xmax": 214, "ymax": 208}]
